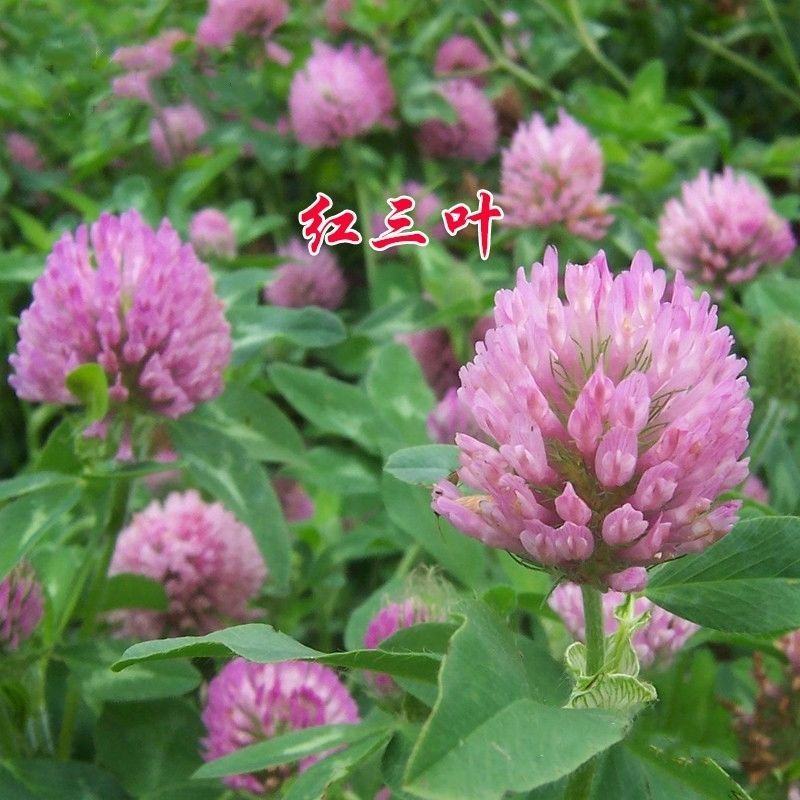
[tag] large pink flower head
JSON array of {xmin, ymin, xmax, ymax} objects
[
  {"xmin": 196, "ymin": 0, "xmax": 288, "ymax": 50},
  {"xmin": 108, "ymin": 490, "xmax": 266, "ymax": 638},
  {"xmin": 149, "ymin": 102, "xmax": 207, "ymax": 166},
  {"xmin": 499, "ymin": 110, "xmax": 613, "ymax": 240},
  {"xmin": 432, "ymin": 247, "xmax": 752, "ymax": 591},
  {"xmin": 264, "ymin": 237, "xmax": 346, "ymax": 309},
  {"xmin": 658, "ymin": 168, "xmax": 796, "ymax": 287},
  {"xmin": 289, "ymin": 40, "xmax": 395, "ymax": 148},
  {"xmin": 0, "ymin": 565, "xmax": 44, "ymax": 652},
  {"xmin": 10, "ymin": 210, "xmax": 231, "ymax": 419},
  {"xmin": 364, "ymin": 598, "xmax": 444, "ymax": 694},
  {"xmin": 189, "ymin": 208, "xmax": 236, "ymax": 259},
  {"xmin": 549, "ymin": 583, "xmax": 697, "ymax": 668},
  {"xmin": 202, "ymin": 658, "xmax": 360, "ymax": 794},
  {"xmin": 418, "ymin": 79, "xmax": 498, "ymax": 163},
  {"xmin": 434, "ymin": 35, "xmax": 490, "ymax": 85},
  {"xmin": 5, "ymin": 133, "xmax": 45, "ymax": 171}
]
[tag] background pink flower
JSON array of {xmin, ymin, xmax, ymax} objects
[
  {"xmin": 434, "ymin": 35, "xmax": 490, "ymax": 85},
  {"xmin": 189, "ymin": 208, "xmax": 237, "ymax": 259},
  {"xmin": 289, "ymin": 41, "xmax": 395, "ymax": 147},
  {"xmin": 149, "ymin": 102, "xmax": 207, "ymax": 165},
  {"xmin": 499, "ymin": 110, "xmax": 613, "ymax": 239},
  {"xmin": 418, "ymin": 79, "xmax": 498, "ymax": 162},
  {"xmin": 196, "ymin": 0, "xmax": 288, "ymax": 50},
  {"xmin": 202, "ymin": 658, "xmax": 359, "ymax": 794},
  {"xmin": 0, "ymin": 565, "xmax": 44, "ymax": 651},
  {"xmin": 658, "ymin": 167, "xmax": 795, "ymax": 287},
  {"xmin": 264, "ymin": 237, "xmax": 346, "ymax": 309},
  {"xmin": 108, "ymin": 490, "xmax": 267, "ymax": 638},
  {"xmin": 5, "ymin": 133, "xmax": 45, "ymax": 171},
  {"xmin": 549, "ymin": 582, "xmax": 698, "ymax": 667}
]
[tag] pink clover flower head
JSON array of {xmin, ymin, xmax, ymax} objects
[
  {"xmin": 0, "ymin": 564, "xmax": 44, "ymax": 651},
  {"xmin": 5, "ymin": 133, "xmax": 45, "ymax": 171},
  {"xmin": 264, "ymin": 237, "xmax": 346, "ymax": 310},
  {"xmin": 196, "ymin": 0, "xmax": 288, "ymax": 49},
  {"xmin": 9, "ymin": 210, "xmax": 231, "ymax": 419},
  {"xmin": 434, "ymin": 35, "xmax": 490, "ymax": 85},
  {"xmin": 189, "ymin": 208, "xmax": 237, "ymax": 259},
  {"xmin": 202, "ymin": 658, "xmax": 359, "ymax": 793},
  {"xmin": 149, "ymin": 102, "xmax": 207, "ymax": 166},
  {"xmin": 431, "ymin": 247, "xmax": 752, "ymax": 589},
  {"xmin": 499, "ymin": 110, "xmax": 613, "ymax": 240},
  {"xmin": 289, "ymin": 40, "xmax": 395, "ymax": 147},
  {"xmin": 658, "ymin": 168, "xmax": 795, "ymax": 287},
  {"xmin": 549, "ymin": 582, "xmax": 698, "ymax": 667},
  {"xmin": 108, "ymin": 490, "xmax": 267, "ymax": 638},
  {"xmin": 418, "ymin": 79, "xmax": 498, "ymax": 163}
]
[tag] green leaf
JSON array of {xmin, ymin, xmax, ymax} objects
[
  {"xmin": 268, "ymin": 363, "xmax": 381, "ymax": 453},
  {"xmin": 65, "ymin": 363, "xmax": 109, "ymax": 422},
  {"xmin": 194, "ymin": 384, "xmax": 306, "ymax": 466},
  {"xmin": 646, "ymin": 516, "xmax": 800, "ymax": 634},
  {"xmin": 99, "ymin": 573, "xmax": 168, "ymax": 612},
  {"xmin": 403, "ymin": 602, "xmax": 628, "ymax": 799},
  {"xmin": 366, "ymin": 343, "xmax": 435, "ymax": 455},
  {"xmin": 112, "ymin": 622, "xmax": 443, "ymax": 685},
  {"xmin": 169, "ymin": 419, "xmax": 291, "ymax": 592},
  {"xmin": 382, "ymin": 473, "xmax": 488, "ymax": 587},
  {"xmin": 0, "ymin": 484, "xmax": 82, "ymax": 579},
  {"xmin": 0, "ymin": 760, "xmax": 127, "ymax": 799},
  {"xmin": 194, "ymin": 722, "xmax": 382, "ymax": 780},
  {"xmin": 95, "ymin": 699, "xmax": 205, "ymax": 797},
  {"xmin": 283, "ymin": 729, "xmax": 393, "ymax": 800},
  {"xmin": 8, "ymin": 206, "xmax": 57, "ymax": 251},
  {"xmin": 0, "ymin": 471, "xmax": 79, "ymax": 503},
  {"xmin": 231, "ymin": 305, "xmax": 346, "ymax": 360},
  {"xmin": 61, "ymin": 640, "xmax": 201, "ymax": 705},
  {"xmin": 166, "ymin": 146, "xmax": 239, "ymax": 222},
  {"xmin": 384, "ymin": 445, "xmax": 459, "ymax": 485},
  {"xmin": 593, "ymin": 741, "xmax": 753, "ymax": 800}
]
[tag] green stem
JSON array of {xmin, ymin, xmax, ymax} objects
[
  {"xmin": 57, "ymin": 478, "xmax": 131, "ymax": 760},
  {"xmin": 0, "ymin": 699, "xmax": 19, "ymax": 759},
  {"xmin": 581, "ymin": 584, "xmax": 605, "ymax": 675},
  {"xmin": 760, "ymin": 0, "xmax": 800, "ymax": 91},
  {"xmin": 748, "ymin": 397, "xmax": 787, "ymax": 473},
  {"xmin": 471, "ymin": 17, "xmax": 563, "ymax": 103},
  {"xmin": 688, "ymin": 29, "xmax": 800, "ymax": 112},
  {"xmin": 563, "ymin": 757, "xmax": 597, "ymax": 799},
  {"xmin": 393, "ymin": 544, "xmax": 421, "ymax": 581},
  {"xmin": 566, "ymin": 0, "xmax": 630, "ymax": 91}
]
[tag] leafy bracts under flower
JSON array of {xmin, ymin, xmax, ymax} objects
[
  {"xmin": 432, "ymin": 248, "xmax": 751, "ymax": 590},
  {"xmin": 549, "ymin": 583, "xmax": 698, "ymax": 668}
]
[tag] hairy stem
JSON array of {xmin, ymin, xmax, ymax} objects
[
  {"xmin": 581, "ymin": 584, "xmax": 605, "ymax": 675},
  {"xmin": 57, "ymin": 478, "xmax": 131, "ymax": 760}
]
